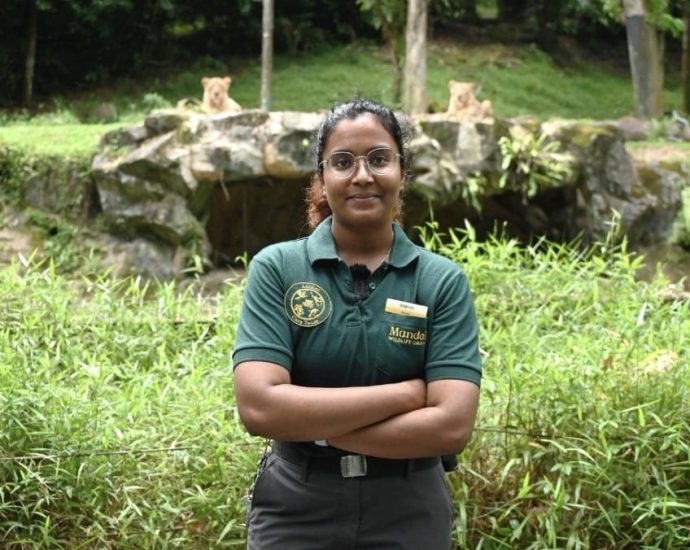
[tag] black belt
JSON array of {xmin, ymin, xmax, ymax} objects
[{"xmin": 272, "ymin": 441, "xmax": 440, "ymax": 479}]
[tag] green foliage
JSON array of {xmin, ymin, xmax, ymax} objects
[
  {"xmin": 498, "ymin": 128, "xmax": 574, "ymax": 198},
  {"xmin": 0, "ymin": 263, "xmax": 249, "ymax": 546},
  {"xmin": 24, "ymin": 208, "xmax": 82, "ymax": 273},
  {"xmin": 356, "ymin": 0, "xmax": 407, "ymax": 101},
  {"xmin": 0, "ymin": 146, "xmax": 92, "ymax": 221},
  {"xmin": 356, "ymin": 0, "xmax": 406, "ymax": 38},
  {"xmin": 460, "ymin": 171, "xmax": 491, "ymax": 211},
  {"xmin": 646, "ymin": 112, "xmax": 690, "ymax": 141},
  {"xmin": 0, "ymin": 145, "xmax": 30, "ymax": 205},
  {"xmin": 0, "ymin": 0, "xmax": 375, "ymax": 106},
  {"xmin": 671, "ymin": 185, "xmax": 690, "ymax": 248},
  {"xmin": 140, "ymin": 92, "xmax": 172, "ymax": 113},
  {"xmin": 1, "ymin": 226, "xmax": 689, "ymax": 546},
  {"xmin": 598, "ymin": 0, "xmax": 685, "ymax": 36},
  {"xmin": 418, "ymin": 221, "xmax": 690, "ymax": 548},
  {"xmin": 430, "ymin": 0, "xmax": 500, "ymax": 20}
]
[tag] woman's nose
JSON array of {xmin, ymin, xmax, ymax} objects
[{"xmin": 351, "ymin": 157, "xmax": 373, "ymax": 181}]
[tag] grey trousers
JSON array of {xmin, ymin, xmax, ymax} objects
[{"xmin": 246, "ymin": 452, "xmax": 454, "ymax": 549}]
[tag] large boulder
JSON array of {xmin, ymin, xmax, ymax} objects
[{"xmin": 91, "ymin": 109, "xmax": 689, "ymax": 279}]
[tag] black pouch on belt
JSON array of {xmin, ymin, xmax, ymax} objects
[{"xmin": 441, "ymin": 453, "xmax": 458, "ymax": 472}]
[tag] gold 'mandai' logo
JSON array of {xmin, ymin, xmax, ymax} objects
[
  {"xmin": 284, "ymin": 282, "xmax": 332, "ymax": 328},
  {"xmin": 388, "ymin": 325, "xmax": 427, "ymax": 346}
]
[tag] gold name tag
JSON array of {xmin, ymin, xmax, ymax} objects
[{"xmin": 385, "ymin": 298, "xmax": 428, "ymax": 319}]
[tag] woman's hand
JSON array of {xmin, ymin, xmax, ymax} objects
[
  {"xmin": 233, "ymin": 360, "xmax": 427, "ymax": 441},
  {"xmin": 327, "ymin": 378, "xmax": 480, "ymax": 459}
]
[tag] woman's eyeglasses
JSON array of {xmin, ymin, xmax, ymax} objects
[{"xmin": 320, "ymin": 147, "xmax": 402, "ymax": 180}]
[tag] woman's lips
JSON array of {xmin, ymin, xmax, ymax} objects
[{"xmin": 348, "ymin": 193, "xmax": 380, "ymax": 201}]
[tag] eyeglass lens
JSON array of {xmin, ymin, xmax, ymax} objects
[{"xmin": 326, "ymin": 148, "xmax": 397, "ymax": 178}]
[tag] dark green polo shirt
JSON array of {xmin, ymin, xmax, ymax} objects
[{"xmin": 232, "ymin": 217, "xmax": 481, "ymax": 388}]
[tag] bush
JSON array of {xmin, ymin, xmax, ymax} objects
[
  {"xmin": 671, "ymin": 186, "xmax": 690, "ymax": 249},
  {"xmin": 0, "ymin": 225, "xmax": 688, "ymax": 547},
  {"xmin": 421, "ymin": 222, "xmax": 690, "ymax": 548},
  {"xmin": 139, "ymin": 93, "xmax": 173, "ymax": 113},
  {"xmin": 0, "ymin": 145, "xmax": 32, "ymax": 205}
]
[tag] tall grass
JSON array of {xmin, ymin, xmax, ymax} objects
[
  {"xmin": 420, "ymin": 222, "xmax": 690, "ymax": 548},
  {"xmin": 1, "ymin": 224, "xmax": 688, "ymax": 547},
  {"xmin": 0, "ymin": 262, "xmax": 253, "ymax": 547}
]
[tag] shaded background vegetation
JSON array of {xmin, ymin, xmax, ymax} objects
[
  {"xmin": 2, "ymin": 0, "xmax": 686, "ymax": 110},
  {"xmin": 0, "ymin": 0, "xmax": 371, "ymax": 107}
]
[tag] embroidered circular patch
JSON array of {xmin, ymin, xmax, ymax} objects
[{"xmin": 284, "ymin": 282, "xmax": 332, "ymax": 328}]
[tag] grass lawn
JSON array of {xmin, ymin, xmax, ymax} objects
[
  {"xmin": 0, "ymin": 123, "xmax": 124, "ymax": 159},
  {"xmin": 0, "ymin": 40, "xmax": 684, "ymax": 159}
]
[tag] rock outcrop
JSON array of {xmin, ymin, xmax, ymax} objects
[{"xmin": 90, "ymin": 109, "xmax": 689, "ymax": 279}]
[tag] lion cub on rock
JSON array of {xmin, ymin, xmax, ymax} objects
[
  {"xmin": 201, "ymin": 76, "xmax": 242, "ymax": 114},
  {"xmin": 446, "ymin": 80, "xmax": 492, "ymax": 122}
]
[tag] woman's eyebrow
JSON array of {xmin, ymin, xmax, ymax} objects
[{"xmin": 329, "ymin": 145, "xmax": 392, "ymax": 154}]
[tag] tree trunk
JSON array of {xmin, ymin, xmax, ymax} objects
[
  {"xmin": 260, "ymin": 0, "xmax": 274, "ymax": 112},
  {"xmin": 624, "ymin": 0, "xmax": 664, "ymax": 119},
  {"xmin": 403, "ymin": 0, "xmax": 428, "ymax": 114},
  {"xmin": 23, "ymin": 0, "xmax": 37, "ymax": 108},
  {"xmin": 390, "ymin": 47, "xmax": 403, "ymax": 104},
  {"xmin": 682, "ymin": 2, "xmax": 689, "ymax": 114}
]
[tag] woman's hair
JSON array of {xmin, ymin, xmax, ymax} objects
[{"xmin": 305, "ymin": 98, "xmax": 412, "ymax": 230}]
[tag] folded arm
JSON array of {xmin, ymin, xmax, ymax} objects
[
  {"xmin": 233, "ymin": 360, "xmax": 427, "ymax": 441},
  {"xmin": 327, "ymin": 378, "xmax": 480, "ymax": 459}
]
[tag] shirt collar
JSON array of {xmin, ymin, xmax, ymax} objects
[
  {"xmin": 307, "ymin": 216, "xmax": 419, "ymax": 268},
  {"xmin": 306, "ymin": 217, "xmax": 339, "ymax": 263},
  {"xmin": 389, "ymin": 223, "xmax": 420, "ymax": 268}
]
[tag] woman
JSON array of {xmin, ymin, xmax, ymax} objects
[{"xmin": 233, "ymin": 98, "xmax": 481, "ymax": 549}]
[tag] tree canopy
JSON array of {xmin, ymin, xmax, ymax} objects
[{"xmin": 0, "ymin": 0, "xmax": 686, "ymax": 112}]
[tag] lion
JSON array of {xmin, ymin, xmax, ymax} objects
[
  {"xmin": 446, "ymin": 80, "xmax": 493, "ymax": 122},
  {"xmin": 201, "ymin": 76, "xmax": 242, "ymax": 114}
]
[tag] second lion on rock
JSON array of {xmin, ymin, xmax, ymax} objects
[{"xmin": 201, "ymin": 76, "xmax": 242, "ymax": 114}]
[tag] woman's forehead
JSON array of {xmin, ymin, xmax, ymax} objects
[{"xmin": 324, "ymin": 113, "xmax": 397, "ymax": 152}]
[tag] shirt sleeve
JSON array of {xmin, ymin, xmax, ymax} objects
[
  {"xmin": 424, "ymin": 266, "xmax": 482, "ymax": 386},
  {"xmin": 232, "ymin": 252, "xmax": 294, "ymax": 372}
]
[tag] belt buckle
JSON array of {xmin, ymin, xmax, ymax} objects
[{"xmin": 340, "ymin": 455, "xmax": 367, "ymax": 478}]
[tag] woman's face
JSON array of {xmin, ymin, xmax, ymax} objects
[{"xmin": 320, "ymin": 113, "xmax": 403, "ymax": 231}]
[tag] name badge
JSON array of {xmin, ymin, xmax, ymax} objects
[{"xmin": 385, "ymin": 298, "xmax": 428, "ymax": 319}]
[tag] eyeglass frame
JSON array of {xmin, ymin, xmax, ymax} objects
[{"xmin": 318, "ymin": 147, "xmax": 404, "ymax": 179}]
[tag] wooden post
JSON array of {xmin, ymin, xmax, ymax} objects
[
  {"xmin": 403, "ymin": 0, "xmax": 428, "ymax": 114},
  {"xmin": 682, "ymin": 3, "xmax": 689, "ymax": 113},
  {"xmin": 624, "ymin": 0, "xmax": 664, "ymax": 119},
  {"xmin": 260, "ymin": 0, "xmax": 274, "ymax": 112},
  {"xmin": 23, "ymin": 1, "xmax": 37, "ymax": 108}
]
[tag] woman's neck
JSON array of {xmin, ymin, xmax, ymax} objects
[{"xmin": 331, "ymin": 221, "xmax": 394, "ymax": 271}]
